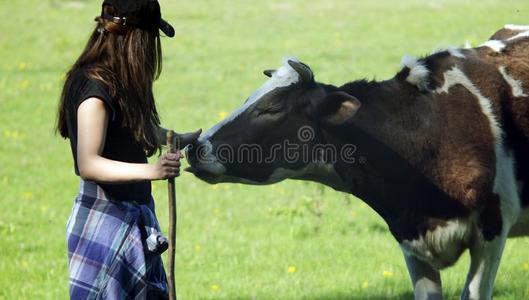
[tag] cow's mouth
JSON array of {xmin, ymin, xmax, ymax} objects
[
  {"xmin": 185, "ymin": 166, "xmax": 267, "ymax": 185},
  {"xmin": 185, "ymin": 166, "xmax": 221, "ymax": 184}
]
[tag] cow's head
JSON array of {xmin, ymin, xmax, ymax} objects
[{"xmin": 186, "ymin": 58, "xmax": 360, "ymax": 188}]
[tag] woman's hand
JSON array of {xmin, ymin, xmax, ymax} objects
[{"xmin": 150, "ymin": 151, "xmax": 182, "ymax": 180}]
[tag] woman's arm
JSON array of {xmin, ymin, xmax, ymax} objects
[{"xmin": 77, "ymin": 98, "xmax": 181, "ymax": 183}]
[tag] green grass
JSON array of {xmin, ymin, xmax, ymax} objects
[{"xmin": 1, "ymin": 0, "xmax": 529, "ymax": 299}]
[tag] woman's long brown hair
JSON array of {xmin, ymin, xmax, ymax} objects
[{"xmin": 57, "ymin": 5, "xmax": 162, "ymax": 156}]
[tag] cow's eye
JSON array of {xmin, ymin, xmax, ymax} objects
[{"xmin": 258, "ymin": 106, "xmax": 283, "ymax": 116}]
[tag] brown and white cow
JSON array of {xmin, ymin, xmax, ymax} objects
[{"xmin": 186, "ymin": 25, "xmax": 529, "ymax": 299}]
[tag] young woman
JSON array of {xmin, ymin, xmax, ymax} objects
[{"xmin": 56, "ymin": 0, "xmax": 200, "ymax": 298}]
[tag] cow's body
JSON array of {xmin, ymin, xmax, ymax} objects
[{"xmin": 187, "ymin": 25, "xmax": 529, "ymax": 299}]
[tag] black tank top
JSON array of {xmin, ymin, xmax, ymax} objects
[{"xmin": 65, "ymin": 68, "xmax": 151, "ymax": 203}]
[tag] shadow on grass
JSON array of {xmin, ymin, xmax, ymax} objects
[
  {"xmin": 300, "ymin": 286, "xmax": 514, "ymax": 300},
  {"xmin": 219, "ymin": 283, "xmax": 519, "ymax": 299},
  {"xmin": 221, "ymin": 286, "xmax": 520, "ymax": 300},
  {"xmin": 221, "ymin": 293, "xmax": 416, "ymax": 300},
  {"xmin": 303, "ymin": 291, "xmax": 415, "ymax": 300}
]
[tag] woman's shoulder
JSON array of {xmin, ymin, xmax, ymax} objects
[
  {"xmin": 68, "ymin": 66, "xmax": 117, "ymax": 118},
  {"xmin": 70, "ymin": 67, "xmax": 104, "ymax": 94}
]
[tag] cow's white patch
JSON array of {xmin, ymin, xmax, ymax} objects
[
  {"xmin": 493, "ymin": 142, "xmax": 520, "ymax": 229},
  {"xmin": 498, "ymin": 66, "xmax": 528, "ymax": 97},
  {"xmin": 464, "ymin": 40, "xmax": 472, "ymax": 49},
  {"xmin": 267, "ymin": 163, "xmax": 349, "ymax": 192},
  {"xmin": 436, "ymin": 67, "xmax": 521, "ymax": 228},
  {"xmin": 480, "ymin": 40, "xmax": 506, "ymax": 52},
  {"xmin": 448, "ymin": 48, "xmax": 466, "ymax": 58},
  {"xmin": 199, "ymin": 57, "xmax": 301, "ymax": 142},
  {"xmin": 400, "ymin": 218, "xmax": 472, "ymax": 269},
  {"xmin": 508, "ymin": 30, "xmax": 529, "ymax": 41},
  {"xmin": 401, "ymin": 55, "xmax": 430, "ymax": 91},
  {"xmin": 268, "ymin": 167, "xmax": 308, "ymax": 183},
  {"xmin": 504, "ymin": 24, "xmax": 529, "ymax": 31},
  {"xmin": 191, "ymin": 161, "xmax": 348, "ymax": 189},
  {"xmin": 436, "ymin": 67, "xmax": 501, "ymax": 138},
  {"xmin": 433, "ymin": 47, "xmax": 466, "ymax": 58}
]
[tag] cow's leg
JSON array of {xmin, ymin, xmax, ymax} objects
[
  {"xmin": 508, "ymin": 207, "xmax": 529, "ymax": 237},
  {"xmin": 402, "ymin": 251, "xmax": 443, "ymax": 300},
  {"xmin": 461, "ymin": 162, "xmax": 519, "ymax": 300},
  {"xmin": 460, "ymin": 233, "xmax": 507, "ymax": 300}
]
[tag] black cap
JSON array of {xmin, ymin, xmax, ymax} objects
[{"xmin": 102, "ymin": 0, "xmax": 175, "ymax": 37}]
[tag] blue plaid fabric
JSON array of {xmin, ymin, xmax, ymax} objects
[{"xmin": 67, "ymin": 180, "xmax": 168, "ymax": 300}]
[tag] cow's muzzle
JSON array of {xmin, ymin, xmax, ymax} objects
[{"xmin": 185, "ymin": 139, "xmax": 227, "ymax": 181}]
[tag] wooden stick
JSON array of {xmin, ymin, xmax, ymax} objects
[{"xmin": 166, "ymin": 130, "xmax": 178, "ymax": 300}]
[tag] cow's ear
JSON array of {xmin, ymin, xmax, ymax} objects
[
  {"xmin": 263, "ymin": 69, "xmax": 275, "ymax": 78},
  {"xmin": 316, "ymin": 91, "xmax": 361, "ymax": 125}
]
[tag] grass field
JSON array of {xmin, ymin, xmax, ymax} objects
[{"xmin": 1, "ymin": 0, "xmax": 529, "ymax": 299}]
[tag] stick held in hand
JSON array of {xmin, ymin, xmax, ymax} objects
[{"xmin": 166, "ymin": 130, "xmax": 177, "ymax": 300}]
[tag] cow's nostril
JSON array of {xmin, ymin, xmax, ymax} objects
[
  {"xmin": 185, "ymin": 142, "xmax": 199, "ymax": 166},
  {"xmin": 187, "ymin": 141, "xmax": 197, "ymax": 152}
]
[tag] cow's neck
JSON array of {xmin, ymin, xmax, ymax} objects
[{"xmin": 322, "ymin": 79, "xmax": 467, "ymax": 241}]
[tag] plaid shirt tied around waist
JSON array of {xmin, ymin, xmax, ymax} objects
[{"xmin": 66, "ymin": 180, "xmax": 168, "ymax": 300}]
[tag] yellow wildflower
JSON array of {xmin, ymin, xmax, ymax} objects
[
  {"xmin": 22, "ymin": 192, "xmax": 34, "ymax": 200},
  {"xmin": 218, "ymin": 111, "xmax": 228, "ymax": 121},
  {"xmin": 361, "ymin": 280, "xmax": 369, "ymax": 289},
  {"xmin": 18, "ymin": 62, "xmax": 27, "ymax": 71},
  {"xmin": 382, "ymin": 270, "xmax": 393, "ymax": 278},
  {"xmin": 287, "ymin": 266, "xmax": 297, "ymax": 273},
  {"xmin": 195, "ymin": 244, "xmax": 202, "ymax": 252},
  {"xmin": 211, "ymin": 284, "xmax": 220, "ymax": 291},
  {"xmin": 213, "ymin": 208, "xmax": 220, "ymax": 216},
  {"xmin": 523, "ymin": 262, "xmax": 529, "ymax": 271}
]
